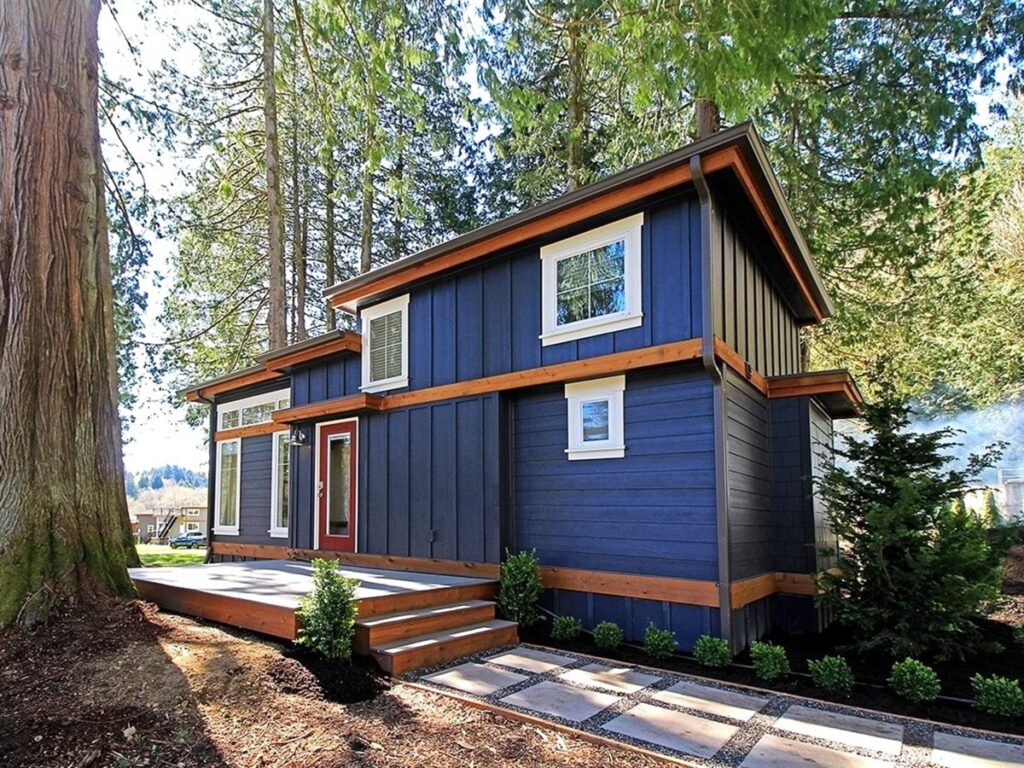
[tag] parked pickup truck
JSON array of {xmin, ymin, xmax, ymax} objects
[{"xmin": 169, "ymin": 532, "xmax": 207, "ymax": 549}]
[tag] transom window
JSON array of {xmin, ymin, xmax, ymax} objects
[
  {"xmin": 541, "ymin": 213, "xmax": 644, "ymax": 345},
  {"xmin": 361, "ymin": 294, "xmax": 409, "ymax": 392},
  {"xmin": 214, "ymin": 439, "xmax": 240, "ymax": 534},
  {"xmin": 217, "ymin": 388, "xmax": 290, "ymax": 431},
  {"xmin": 564, "ymin": 375, "xmax": 626, "ymax": 460}
]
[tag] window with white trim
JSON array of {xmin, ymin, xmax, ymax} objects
[
  {"xmin": 361, "ymin": 294, "xmax": 409, "ymax": 392},
  {"xmin": 564, "ymin": 375, "xmax": 626, "ymax": 460},
  {"xmin": 541, "ymin": 213, "xmax": 644, "ymax": 345},
  {"xmin": 217, "ymin": 388, "xmax": 290, "ymax": 431},
  {"xmin": 270, "ymin": 430, "xmax": 289, "ymax": 538},
  {"xmin": 185, "ymin": 522, "xmax": 201, "ymax": 533},
  {"xmin": 214, "ymin": 439, "xmax": 241, "ymax": 534}
]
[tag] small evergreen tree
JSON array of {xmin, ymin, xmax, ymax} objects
[
  {"xmin": 818, "ymin": 397, "xmax": 1005, "ymax": 661},
  {"xmin": 981, "ymin": 489, "xmax": 1002, "ymax": 528}
]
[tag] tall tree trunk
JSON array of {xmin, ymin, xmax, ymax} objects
[
  {"xmin": 289, "ymin": 117, "xmax": 306, "ymax": 341},
  {"xmin": 324, "ymin": 167, "xmax": 336, "ymax": 330},
  {"xmin": 359, "ymin": 116, "xmax": 375, "ymax": 275},
  {"xmin": 695, "ymin": 98, "xmax": 721, "ymax": 138},
  {"xmin": 297, "ymin": 164, "xmax": 308, "ymax": 341},
  {"xmin": 0, "ymin": 0, "xmax": 139, "ymax": 628},
  {"xmin": 566, "ymin": 24, "xmax": 585, "ymax": 190},
  {"xmin": 263, "ymin": 0, "xmax": 286, "ymax": 349}
]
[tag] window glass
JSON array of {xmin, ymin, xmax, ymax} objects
[
  {"xmin": 556, "ymin": 240, "xmax": 626, "ymax": 326},
  {"xmin": 241, "ymin": 402, "xmax": 275, "ymax": 425},
  {"xmin": 369, "ymin": 310, "xmax": 403, "ymax": 383},
  {"xmin": 277, "ymin": 398, "xmax": 290, "ymax": 410},
  {"xmin": 221, "ymin": 410, "xmax": 239, "ymax": 429},
  {"xmin": 217, "ymin": 441, "xmax": 239, "ymax": 527},
  {"xmin": 274, "ymin": 432, "xmax": 289, "ymax": 531},
  {"xmin": 581, "ymin": 399, "xmax": 610, "ymax": 442},
  {"xmin": 327, "ymin": 434, "xmax": 351, "ymax": 535}
]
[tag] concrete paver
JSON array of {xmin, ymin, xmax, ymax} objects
[
  {"xmin": 741, "ymin": 733, "xmax": 893, "ymax": 768},
  {"xmin": 422, "ymin": 661, "xmax": 527, "ymax": 696},
  {"xmin": 602, "ymin": 702, "xmax": 739, "ymax": 757},
  {"xmin": 484, "ymin": 647, "xmax": 575, "ymax": 674},
  {"xmin": 558, "ymin": 663, "xmax": 663, "ymax": 694},
  {"xmin": 774, "ymin": 704, "xmax": 904, "ymax": 755},
  {"xmin": 932, "ymin": 732, "xmax": 1024, "ymax": 768},
  {"xmin": 500, "ymin": 680, "xmax": 620, "ymax": 722},
  {"xmin": 651, "ymin": 680, "xmax": 768, "ymax": 722}
]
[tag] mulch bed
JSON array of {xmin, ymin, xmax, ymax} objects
[{"xmin": 522, "ymin": 604, "xmax": 1024, "ymax": 736}]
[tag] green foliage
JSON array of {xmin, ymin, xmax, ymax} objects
[
  {"xmin": 982, "ymin": 489, "xmax": 1003, "ymax": 528},
  {"xmin": 808, "ymin": 655, "xmax": 855, "ymax": 694},
  {"xmin": 593, "ymin": 621, "xmax": 623, "ymax": 650},
  {"xmin": 750, "ymin": 642, "xmax": 790, "ymax": 681},
  {"xmin": 642, "ymin": 623, "xmax": 677, "ymax": 660},
  {"xmin": 889, "ymin": 658, "xmax": 942, "ymax": 703},
  {"xmin": 818, "ymin": 396, "xmax": 1006, "ymax": 660},
  {"xmin": 551, "ymin": 615, "xmax": 583, "ymax": 641},
  {"xmin": 497, "ymin": 549, "xmax": 543, "ymax": 627},
  {"xmin": 693, "ymin": 635, "xmax": 732, "ymax": 668},
  {"xmin": 295, "ymin": 559, "xmax": 359, "ymax": 661},
  {"xmin": 971, "ymin": 674, "xmax": 1024, "ymax": 718}
]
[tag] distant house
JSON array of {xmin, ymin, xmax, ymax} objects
[
  {"xmin": 136, "ymin": 507, "xmax": 207, "ymax": 543},
  {"xmin": 182, "ymin": 124, "xmax": 860, "ymax": 651}
]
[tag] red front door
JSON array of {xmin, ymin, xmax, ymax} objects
[{"xmin": 317, "ymin": 421, "xmax": 357, "ymax": 551}]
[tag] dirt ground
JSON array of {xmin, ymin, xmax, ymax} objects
[{"xmin": 0, "ymin": 600, "xmax": 662, "ymax": 768}]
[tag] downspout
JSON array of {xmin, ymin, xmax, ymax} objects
[
  {"xmin": 690, "ymin": 155, "xmax": 733, "ymax": 647},
  {"xmin": 198, "ymin": 393, "xmax": 217, "ymax": 564}
]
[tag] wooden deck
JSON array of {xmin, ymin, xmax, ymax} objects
[{"xmin": 130, "ymin": 560, "xmax": 514, "ymax": 673}]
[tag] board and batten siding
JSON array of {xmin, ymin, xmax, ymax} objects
[
  {"xmin": 716, "ymin": 209, "xmax": 801, "ymax": 377},
  {"xmin": 290, "ymin": 355, "xmax": 361, "ymax": 406}
]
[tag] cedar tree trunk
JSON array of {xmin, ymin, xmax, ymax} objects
[
  {"xmin": 263, "ymin": 0, "xmax": 286, "ymax": 349},
  {"xmin": 0, "ymin": 0, "xmax": 139, "ymax": 628}
]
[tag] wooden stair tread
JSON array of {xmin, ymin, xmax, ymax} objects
[
  {"xmin": 357, "ymin": 599, "xmax": 494, "ymax": 628},
  {"xmin": 371, "ymin": 620, "xmax": 517, "ymax": 655}
]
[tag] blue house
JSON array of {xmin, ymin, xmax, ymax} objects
[{"xmin": 183, "ymin": 123, "xmax": 860, "ymax": 656}]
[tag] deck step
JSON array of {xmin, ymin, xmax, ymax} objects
[
  {"xmin": 354, "ymin": 599, "xmax": 496, "ymax": 653},
  {"xmin": 355, "ymin": 581, "xmax": 498, "ymax": 618},
  {"xmin": 370, "ymin": 619, "xmax": 518, "ymax": 676}
]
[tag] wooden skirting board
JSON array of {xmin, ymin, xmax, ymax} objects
[{"xmin": 209, "ymin": 542, "xmax": 818, "ymax": 609}]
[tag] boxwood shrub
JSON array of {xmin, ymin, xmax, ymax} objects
[
  {"xmin": 750, "ymin": 641, "xmax": 790, "ymax": 681},
  {"xmin": 551, "ymin": 615, "xmax": 583, "ymax": 641},
  {"xmin": 593, "ymin": 621, "xmax": 624, "ymax": 650},
  {"xmin": 808, "ymin": 655, "xmax": 855, "ymax": 694},
  {"xmin": 643, "ymin": 623, "xmax": 677, "ymax": 659},
  {"xmin": 693, "ymin": 635, "xmax": 732, "ymax": 667},
  {"xmin": 971, "ymin": 674, "xmax": 1024, "ymax": 718},
  {"xmin": 889, "ymin": 658, "xmax": 941, "ymax": 703}
]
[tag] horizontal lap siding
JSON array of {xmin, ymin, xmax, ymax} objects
[
  {"xmin": 357, "ymin": 394, "xmax": 502, "ymax": 563},
  {"xmin": 768, "ymin": 397, "xmax": 813, "ymax": 574},
  {"xmin": 725, "ymin": 372, "xmax": 772, "ymax": 581},
  {"xmin": 234, "ymin": 434, "xmax": 276, "ymax": 545},
  {"xmin": 717, "ymin": 209, "xmax": 801, "ymax": 377},
  {"xmin": 513, "ymin": 366, "xmax": 717, "ymax": 581}
]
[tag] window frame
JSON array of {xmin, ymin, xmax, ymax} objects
[
  {"xmin": 540, "ymin": 213, "xmax": 644, "ymax": 346},
  {"xmin": 360, "ymin": 294, "xmax": 410, "ymax": 393},
  {"xmin": 217, "ymin": 388, "xmax": 290, "ymax": 431},
  {"xmin": 269, "ymin": 429, "xmax": 290, "ymax": 539},
  {"xmin": 564, "ymin": 375, "xmax": 626, "ymax": 460},
  {"xmin": 213, "ymin": 438, "xmax": 241, "ymax": 535}
]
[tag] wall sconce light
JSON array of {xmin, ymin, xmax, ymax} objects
[{"xmin": 289, "ymin": 427, "xmax": 308, "ymax": 446}]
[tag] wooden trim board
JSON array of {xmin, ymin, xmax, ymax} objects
[
  {"xmin": 272, "ymin": 393, "xmax": 384, "ymax": 424},
  {"xmin": 262, "ymin": 333, "xmax": 361, "ymax": 372},
  {"xmin": 214, "ymin": 422, "xmax": 285, "ymax": 442}
]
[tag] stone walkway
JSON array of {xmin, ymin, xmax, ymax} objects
[{"xmin": 412, "ymin": 644, "xmax": 1024, "ymax": 768}]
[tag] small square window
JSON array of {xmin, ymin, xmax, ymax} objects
[
  {"xmin": 220, "ymin": 410, "xmax": 239, "ymax": 429},
  {"xmin": 564, "ymin": 376, "xmax": 625, "ymax": 460}
]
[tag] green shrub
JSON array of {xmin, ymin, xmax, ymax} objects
[
  {"xmin": 497, "ymin": 549, "xmax": 543, "ymax": 627},
  {"xmin": 593, "ymin": 621, "xmax": 623, "ymax": 650},
  {"xmin": 808, "ymin": 655, "xmax": 855, "ymax": 694},
  {"xmin": 295, "ymin": 559, "xmax": 359, "ymax": 661},
  {"xmin": 750, "ymin": 641, "xmax": 790, "ymax": 681},
  {"xmin": 818, "ymin": 398, "xmax": 1006, "ymax": 660},
  {"xmin": 693, "ymin": 635, "xmax": 732, "ymax": 667},
  {"xmin": 551, "ymin": 615, "xmax": 583, "ymax": 641},
  {"xmin": 889, "ymin": 658, "xmax": 941, "ymax": 703},
  {"xmin": 971, "ymin": 674, "xmax": 1024, "ymax": 718},
  {"xmin": 643, "ymin": 623, "xmax": 677, "ymax": 659}
]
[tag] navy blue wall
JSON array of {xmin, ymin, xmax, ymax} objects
[
  {"xmin": 512, "ymin": 365, "xmax": 717, "ymax": 580},
  {"xmin": 232, "ymin": 434, "xmax": 276, "ymax": 545},
  {"xmin": 291, "ymin": 356, "xmax": 361, "ymax": 406}
]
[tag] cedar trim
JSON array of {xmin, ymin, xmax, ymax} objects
[
  {"xmin": 705, "ymin": 146, "xmax": 824, "ymax": 322},
  {"xmin": 262, "ymin": 332, "xmax": 361, "ymax": 372},
  {"xmin": 214, "ymin": 422, "xmax": 286, "ymax": 442},
  {"xmin": 184, "ymin": 368, "xmax": 284, "ymax": 403},
  {"xmin": 540, "ymin": 566, "xmax": 720, "ymax": 608},
  {"xmin": 327, "ymin": 146, "xmax": 828, "ymax": 321},
  {"xmin": 730, "ymin": 572, "xmax": 819, "ymax": 609},
  {"xmin": 712, "ymin": 336, "xmax": 768, "ymax": 394},
  {"xmin": 272, "ymin": 393, "xmax": 384, "ymax": 424},
  {"xmin": 327, "ymin": 161, "xmax": 696, "ymax": 311},
  {"xmin": 766, "ymin": 370, "xmax": 862, "ymax": 417},
  {"xmin": 209, "ymin": 542, "xmax": 287, "ymax": 559}
]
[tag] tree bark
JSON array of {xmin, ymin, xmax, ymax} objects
[
  {"xmin": 0, "ymin": 0, "xmax": 139, "ymax": 628},
  {"xmin": 263, "ymin": 0, "xmax": 286, "ymax": 349},
  {"xmin": 289, "ymin": 116, "xmax": 306, "ymax": 341},
  {"xmin": 695, "ymin": 98, "xmax": 721, "ymax": 138},
  {"xmin": 324, "ymin": 167, "xmax": 336, "ymax": 330},
  {"xmin": 566, "ymin": 24, "xmax": 585, "ymax": 190},
  {"xmin": 359, "ymin": 117, "xmax": 375, "ymax": 275}
]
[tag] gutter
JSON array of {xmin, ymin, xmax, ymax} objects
[{"xmin": 691, "ymin": 154, "xmax": 734, "ymax": 648}]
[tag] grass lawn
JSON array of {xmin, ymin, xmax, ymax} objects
[{"xmin": 135, "ymin": 543, "xmax": 206, "ymax": 566}]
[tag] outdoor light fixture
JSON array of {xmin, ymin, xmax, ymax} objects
[{"xmin": 289, "ymin": 427, "xmax": 308, "ymax": 446}]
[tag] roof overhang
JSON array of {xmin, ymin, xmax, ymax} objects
[
  {"xmin": 323, "ymin": 123, "xmax": 834, "ymax": 321},
  {"xmin": 180, "ymin": 330, "xmax": 361, "ymax": 402},
  {"xmin": 766, "ymin": 370, "xmax": 863, "ymax": 418}
]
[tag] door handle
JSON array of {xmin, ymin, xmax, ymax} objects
[{"xmin": 318, "ymin": 480, "xmax": 324, "ymax": 499}]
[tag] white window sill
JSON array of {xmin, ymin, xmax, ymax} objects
[
  {"xmin": 540, "ymin": 312, "xmax": 643, "ymax": 346},
  {"xmin": 361, "ymin": 376, "xmax": 409, "ymax": 394},
  {"xmin": 212, "ymin": 527, "xmax": 239, "ymax": 536},
  {"xmin": 566, "ymin": 444, "xmax": 626, "ymax": 461},
  {"xmin": 269, "ymin": 530, "xmax": 288, "ymax": 539}
]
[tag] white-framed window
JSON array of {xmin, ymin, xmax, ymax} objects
[
  {"xmin": 214, "ymin": 438, "xmax": 241, "ymax": 535},
  {"xmin": 270, "ymin": 430, "xmax": 290, "ymax": 538},
  {"xmin": 185, "ymin": 522, "xmax": 201, "ymax": 533},
  {"xmin": 360, "ymin": 294, "xmax": 409, "ymax": 392},
  {"xmin": 540, "ymin": 213, "xmax": 644, "ymax": 345},
  {"xmin": 146, "ymin": 524, "xmax": 155, "ymax": 533},
  {"xmin": 217, "ymin": 388, "xmax": 290, "ymax": 431},
  {"xmin": 564, "ymin": 375, "xmax": 626, "ymax": 460},
  {"xmin": 186, "ymin": 508, "xmax": 200, "ymax": 517}
]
